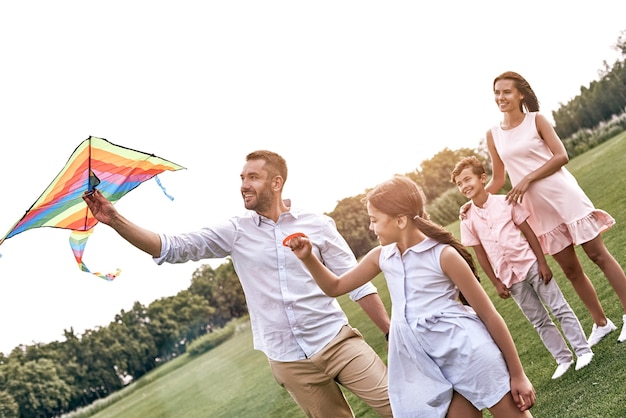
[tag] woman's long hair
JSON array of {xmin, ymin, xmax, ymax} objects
[{"xmin": 494, "ymin": 71, "xmax": 540, "ymax": 113}]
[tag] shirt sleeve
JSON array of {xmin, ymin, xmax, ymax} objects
[
  {"xmin": 511, "ymin": 202, "xmax": 530, "ymax": 226},
  {"xmin": 460, "ymin": 217, "xmax": 480, "ymax": 246},
  {"xmin": 153, "ymin": 219, "xmax": 236, "ymax": 264},
  {"xmin": 318, "ymin": 215, "xmax": 378, "ymax": 301}
]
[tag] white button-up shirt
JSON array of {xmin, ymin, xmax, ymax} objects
[{"xmin": 154, "ymin": 205, "xmax": 377, "ymax": 361}]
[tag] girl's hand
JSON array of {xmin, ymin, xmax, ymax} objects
[
  {"xmin": 510, "ymin": 374, "xmax": 535, "ymax": 411},
  {"xmin": 283, "ymin": 233, "xmax": 313, "ymax": 260}
]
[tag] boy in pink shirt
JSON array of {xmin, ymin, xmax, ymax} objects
[{"xmin": 451, "ymin": 156, "xmax": 593, "ymax": 379}]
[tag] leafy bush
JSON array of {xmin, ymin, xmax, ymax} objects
[
  {"xmin": 185, "ymin": 320, "xmax": 238, "ymax": 356},
  {"xmin": 563, "ymin": 108, "xmax": 626, "ymax": 158},
  {"xmin": 0, "ymin": 391, "xmax": 19, "ymax": 418},
  {"xmin": 426, "ymin": 187, "xmax": 468, "ymax": 226}
]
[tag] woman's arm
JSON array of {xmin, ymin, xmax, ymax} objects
[
  {"xmin": 485, "ymin": 129, "xmax": 507, "ymax": 194},
  {"xmin": 507, "ymin": 113, "xmax": 569, "ymax": 203},
  {"xmin": 530, "ymin": 113, "xmax": 570, "ymax": 180}
]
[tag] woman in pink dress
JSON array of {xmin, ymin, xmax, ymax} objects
[{"xmin": 484, "ymin": 71, "xmax": 626, "ymax": 346}]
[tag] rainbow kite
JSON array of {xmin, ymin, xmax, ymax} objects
[{"xmin": 0, "ymin": 136, "xmax": 185, "ymax": 281}]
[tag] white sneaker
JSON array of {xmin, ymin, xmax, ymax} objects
[
  {"xmin": 575, "ymin": 352, "xmax": 594, "ymax": 371},
  {"xmin": 552, "ymin": 361, "xmax": 573, "ymax": 379},
  {"xmin": 618, "ymin": 315, "xmax": 626, "ymax": 343},
  {"xmin": 587, "ymin": 318, "xmax": 617, "ymax": 346}
]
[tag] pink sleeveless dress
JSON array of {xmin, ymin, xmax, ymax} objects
[{"xmin": 491, "ymin": 112, "xmax": 614, "ymax": 255}]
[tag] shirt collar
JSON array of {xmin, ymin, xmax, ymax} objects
[
  {"xmin": 471, "ymin": 193, "xmax": 492, "ymax": 210},
  {"xmin": 251, "ymin": 199, "xmax": 298, "ymax": 226},
  {"xmin": 381, "ymin": 237, "xmax": 439, "ymax": 259}
]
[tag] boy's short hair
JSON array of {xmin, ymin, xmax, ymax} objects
[{"xmin": 450, "ymin": 156, "xmax": 486, "ymax": 183}]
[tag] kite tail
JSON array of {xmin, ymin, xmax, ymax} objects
[
  {"xmin": 154, "ymin": 175, "xmax": 175, "ymax": 201},
  {"xmin": 69, "ymin": 230, "xmax": 121, "ymax": 282}
]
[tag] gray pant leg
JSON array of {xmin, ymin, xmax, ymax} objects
[
  {"xmin": 510, "ymin": 262, "xmax": 573, "ymax": 364},
  {"xmin": 533, "ymin": 267, "xmax": 592, "ymax": 356}
]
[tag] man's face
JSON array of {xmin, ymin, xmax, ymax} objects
[{"xmin": 240, "ymin": 159, "xmax": 274, "ymax": 213}]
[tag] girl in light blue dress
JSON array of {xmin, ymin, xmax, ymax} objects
[{"xmin": 286, "ymin": 176, "xmax": 535, "ymax": 418}]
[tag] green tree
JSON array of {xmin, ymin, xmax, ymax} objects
[
  {"xmin": 170, "ymin": 290, "xmax": 215, "ymax": 344},
  {"xmin": 18, "ymin": 337, "xmax": 89, "ymax": 414},
  {"xmin": 59, "ymin": 328, "xmax": 93, "ymax": 410},
  {"xmin": 147, "ymin": 297, "xmax": 184, "ymax": 360},
  {"xmin": 553, "ymin": 32, "xmax": 626, "ymax": 141},
  {"xmin": 147, "ymin": 290, "xmax": 214, "ymax": 359},
  {"xmin": 327, "ymin": 195, "xmax": 376, "ymax": 258},
  {"xmin": 190, "ymin": 260, "xmax": 247, "ymax": 328},
  {"xmin": 426, "ymin": 187, "xmax": 469, "ymax": 226},
  {"xmin": 108, "ymin": 302, "xmax": 158, "ymax": 380},
  {"xmin": 79, "ymin": 327, "xmax": 125, "ymax": 398},
  {"xmin": 0, "ymin": 362, "xmax": 17, "ymax": 417},
  {"xmin": 4, "ymin": 358, "xmax": 71, "ymax": 418},
  {"xmin": 408, "ymin": 147, "xmax": 480, "ymax": 202},
  {"xmin": 0, "ymin": 390, "xmax": 19, "ymax": 418}
]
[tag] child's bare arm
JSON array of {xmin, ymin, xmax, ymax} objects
[{"xmin": 441, "ymin": 247, "xmax": 535, "ymax": 411}]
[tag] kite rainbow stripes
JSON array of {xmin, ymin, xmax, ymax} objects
[{"xmin": 0, "ymin": 136, "xmax": 185, "ymax": 281}]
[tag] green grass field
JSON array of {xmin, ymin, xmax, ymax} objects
[{"xmin": 70, "ymin": 132, "xmax": 626, "ymax": 418}]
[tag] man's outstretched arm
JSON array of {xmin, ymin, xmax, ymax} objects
[{"xmin": 83, "ymin": 189, "xmax": 162, "ymax": 258}]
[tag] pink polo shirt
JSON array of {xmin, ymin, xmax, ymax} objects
[{"xmin": 460, "ymin": 194, "xmax": 537, "ymax": 288}]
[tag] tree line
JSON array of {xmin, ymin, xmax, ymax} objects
[
  {"xmin": 554, "ymin": 30, "xmax": 626, "ymax": 140},
  {"xmin": 1, "ymin": 30, "xmax": 625, "ymax": 418},
  {"xmin": 0, "ymin": 261, "xmax": 246, "ymax": 418}
]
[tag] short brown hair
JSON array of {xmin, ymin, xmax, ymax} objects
[
  {"xmin": 450, "ymin": 156, "xmax": 485, "ymax": 184},
  {"xmin": 246, "ymin": 150, "xmax": 288, "ymax": 183}
]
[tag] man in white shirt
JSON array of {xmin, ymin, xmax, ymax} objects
[{"xmin": 83, "ymin": 150, "xmax": 392, "ymax": 417}]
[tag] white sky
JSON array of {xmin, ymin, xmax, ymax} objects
[{"xmin": 1, "ymin": 1, "xmax": 625, "ymax": 354}]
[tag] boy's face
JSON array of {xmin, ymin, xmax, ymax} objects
[{"xmin": 454, "ymin": 167, "xmax": 486, "ymax": 201}]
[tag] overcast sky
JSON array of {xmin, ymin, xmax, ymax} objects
[{"xmin": 1, "ymin": 1, "xmax": 625, "ymax": 354}]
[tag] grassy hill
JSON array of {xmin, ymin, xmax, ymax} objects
[{"xmin": 70, "ymin": 131, "xmax": 626, "ymax": 418}]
